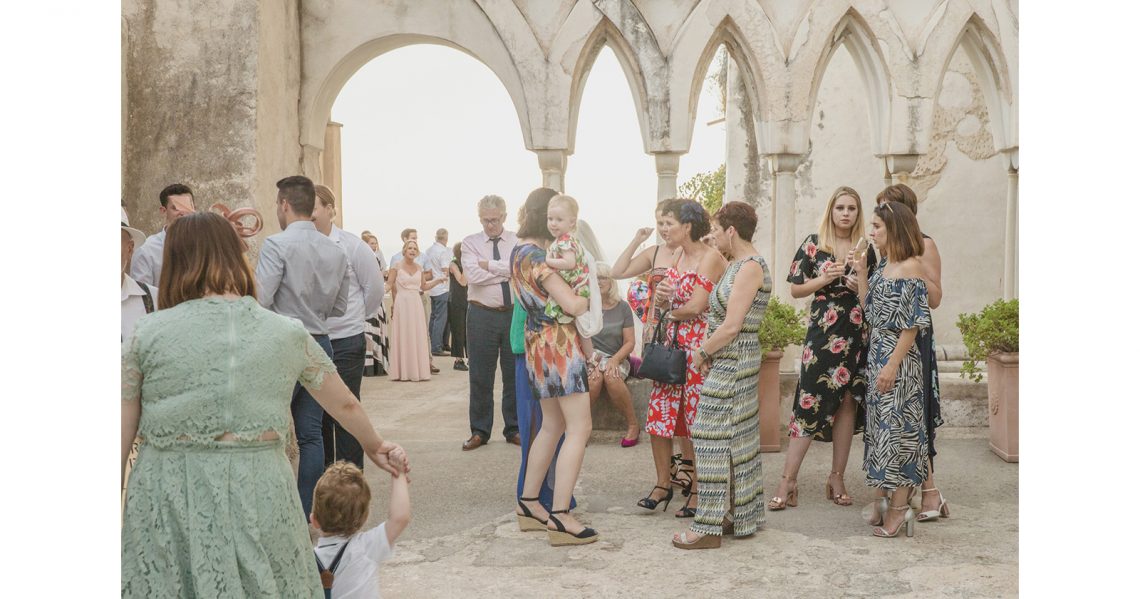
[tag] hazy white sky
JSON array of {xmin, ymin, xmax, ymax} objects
[{"xmin": 333, "ymin": 44, "xmax": 726, "ymax": 269}]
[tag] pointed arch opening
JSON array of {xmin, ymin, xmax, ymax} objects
[
  {"xmin": 566, "ymin": 19, "xmax": 652, "ymax": 154},
  {"xmin": 936, "ymin": 15, "xmax": 1014, "ymax": 151},
  {"xmin": 684, "ymin": 17, "xmax": 768, "ymax": 156},
  {"xmin": 806, "ymin": 9, "xmax": 893, "ymax": 156}
]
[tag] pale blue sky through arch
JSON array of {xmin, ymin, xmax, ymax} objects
[{"xmin": 333, "ymin": 43, "xmax": 725, "ymax": 271}]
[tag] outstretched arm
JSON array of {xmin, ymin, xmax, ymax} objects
[
  {"xmin": 611, "ymin": 228, "xmax": 656, "ymax": 279},
  {"xmin": 385, "ymin": 468, "xmax": 411, "ymax": 546}
]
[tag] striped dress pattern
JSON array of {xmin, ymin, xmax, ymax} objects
[
  {"xmin": 691, "ymin": 255, "xmax": 771, "ymax": 537},
  {"xmin": 862, "ymin": 272, "xmax": 932, "ymax": 489}
]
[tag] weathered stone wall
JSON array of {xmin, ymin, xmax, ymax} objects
[{"xmin": 122, "ymin": 0, "xmax": 300, "ymax": 249}]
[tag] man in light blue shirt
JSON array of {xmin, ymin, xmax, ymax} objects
[
  {"xmin": 313, "ymin": 185, "xmax": 385, "ymax": 469},
  {"xmin": 423, "ymin": 228, "xmax": 452, "ymax": 355},
  {"xmin": 130, "ymin": 183, "xmax": 196, "ymax": 286},
  {"xmin": 255, "ymin": 175, "xmax": 349, "ymax": 519}
]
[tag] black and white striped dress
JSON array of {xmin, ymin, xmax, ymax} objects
[
  {"xmin": 364, "ymin": 257, "xmax": 390, "ymax": 375},
  {"xmin": 690, "ymin": 255, "xmax": 771, "ymax": 537},
  {"xmin": 862, "ymin": 271, "xmax": 932, "ymax": 489}
]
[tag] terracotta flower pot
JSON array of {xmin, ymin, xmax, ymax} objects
[
  {"xmin": 986, "ymin": 352, "xmax": 1019, "ymax": 462},
  {"xmin": 758, "ymin": 350, "xmax": 784, "ymax": 452}
]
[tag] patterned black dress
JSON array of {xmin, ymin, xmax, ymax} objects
[
  {"xmin": 863, "ymin": 271, "xmax": 932, "ymax": 489},
  {"xmin": 786, "ymin": 234, "xmax": 877, "ymax": 441}
]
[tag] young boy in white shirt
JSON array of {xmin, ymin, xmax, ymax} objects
[{"xmin": 311, "ymin": 456, "xmax": 411, "ymax": 598}]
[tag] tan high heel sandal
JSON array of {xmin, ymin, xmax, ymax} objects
[
  {"xmin": 826, "ymin": 471, "xmax": 854, "ymax": 506},
  {"xmin": 767, "ymin": 475, "xmax": 798, "ymax": 510}
]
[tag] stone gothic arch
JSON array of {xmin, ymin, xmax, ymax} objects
[
  {"xmin": 805, "ymin": 9, "xmax": 894, "ymax": 156},
  {"xmin": 937, "ymin": 14, "xmax": 1016, "ymax": 151}
]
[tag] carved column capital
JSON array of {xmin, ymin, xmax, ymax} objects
[{"xmin": 766, "ymin": 153, "xmax": 804, "ymax": 174}]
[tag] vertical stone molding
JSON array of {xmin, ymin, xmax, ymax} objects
[
  {"xmin": 766, "ymin": 153, "xmax": 804, "ymax": 303},
  {"xmin": 1002, "ymin": 148, "xmax": 1019, "ymax": 299},
  {"xmin": 654, "ymin": 152, "xmax": 683, "ymax": 203},
  {"xmin": 534, "ymin": 149, "xmax": 568, "ymax": 193},
  {"xmin": 323, "ymin": 122, "xmax": 344, "ymax": 228}
]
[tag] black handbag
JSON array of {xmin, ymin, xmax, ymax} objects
[{"xmin": 639, "ymin": 315, "xmax": 687, "ymax": 385}]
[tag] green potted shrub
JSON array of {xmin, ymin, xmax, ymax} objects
[
  {"xmin": 756, "ymin": 296, "xmax": 808, "ymax": 452},
  {"xmin": 957, "ymin": 298, "xmax": 1019, "ymax": 462}
]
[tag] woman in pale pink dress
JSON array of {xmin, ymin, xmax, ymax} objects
[{"xmin": 387, "ymin": 240, "xmax": 441, "ymax": 381}]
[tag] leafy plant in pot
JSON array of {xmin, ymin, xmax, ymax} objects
[
  {"xmin": 756, "ymin": 296, "xmax": 808, "ymax": 452},
  {"xmin": 956, "ymin": 298, "xmax": 1019, "ymax": 462}
]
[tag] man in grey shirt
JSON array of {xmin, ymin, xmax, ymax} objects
[
  {"xmin": 130, "ymin": 183, "xmax": 196, "ymax": 286},
  {"xmin": 255, "ymin": 175, "xmax": 349, "ymax": 519}
]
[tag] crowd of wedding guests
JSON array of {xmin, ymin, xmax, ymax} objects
[{"xmin": 121, "ymin": 175, "xmax": 947, "ymax": 595}]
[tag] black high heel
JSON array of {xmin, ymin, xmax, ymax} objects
[
  {"xmin": 637, "ymin": 486, "xmax": 674, "ymax": 512},
  {"xmin": 671, "ymin": 458, "xmax": 695, "ymax": 492},
  {"xmin": 516, "ymin": 496, "xmax": 547, "ymax": 532},
  {"xmin": 547, "ymin": 510, "xmax": 599, "ymax": 546},
  {"xmin": 675, "ymin": 487, "xmax": 697, "ymax": 518}
]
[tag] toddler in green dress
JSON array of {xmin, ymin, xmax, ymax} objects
[{"xmin": 544, "ymin": 194, "xmax": 593, "ymax": 354}]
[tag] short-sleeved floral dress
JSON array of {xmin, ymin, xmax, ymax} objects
[
  {"xmin": 121, "ymin": 296, "xmax": 337, "ymax": 598},
  {"xmin": 510, "ymin": 243, "xmax": 589, "ymax": 399},
  {"xmin": 786, "ymin": 234, "xmax": 877, "ymax": 441},
  {"xmin": 646, "ymin": 265, "xmax": 715, "ymax": 438},
  {"xmin": 863, "ymin": 272, "xmax": 933, "ymax": 489}
]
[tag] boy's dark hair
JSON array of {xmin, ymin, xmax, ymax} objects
[
  {"xmin": 312, "ymin": 461, "xmax": 371, "ymax": 537},
  {"xmin": 276, "ymin": 176, "xmax": 317, "ymax": 217},
  {"xmin": 159, "ymin": 183, "xmax": 194, "ymax": 208}
]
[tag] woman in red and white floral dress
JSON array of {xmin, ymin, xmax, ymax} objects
[{"xmin": 637, "ymin": 199, "xmax": 726, "ymax": 519}]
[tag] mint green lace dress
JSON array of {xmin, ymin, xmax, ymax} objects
[{"xmin": 121, "ymin": 296, "xmax": 337, "ymax": 598}]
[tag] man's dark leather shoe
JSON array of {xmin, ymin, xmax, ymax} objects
[
  {"xmin": 462, "ymin": 435, "xmax": 486, "ymax": 451},
  {"xmin": 506, "ymin": 433, "xmax": 522, "ymax": 446}
]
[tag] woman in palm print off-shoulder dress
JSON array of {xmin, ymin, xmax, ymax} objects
[{"xmin": 852, "ymin": 200, "xmax": 932, "ymax": 539}]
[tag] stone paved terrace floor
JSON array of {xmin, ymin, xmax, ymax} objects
[{"xmin": 351, "ymin": 366, "xmax": 1018, "ymax": 598}]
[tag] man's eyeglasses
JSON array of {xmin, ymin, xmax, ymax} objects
[{"xmin": 480, "ymin": 216, "xmax": 504, "ymax": 225}]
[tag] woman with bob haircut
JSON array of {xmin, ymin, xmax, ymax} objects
[
  {"xmin": 849, "ymin": 200, "xmax": 933, "ymax": 539},
  {"xmin": 874, "ymin": 183, "xmax": 949, "ymax": 522},
  {"xmin": 672, "ymin": 201, "xmax": 771, "ymax": 549},
  {"xmin": 121, "ymin": 212, "xmax": 409, "ymax": 597}
]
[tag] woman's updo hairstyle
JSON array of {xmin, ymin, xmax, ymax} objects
[
  {"xmin": 659, "ymin": 198, "xmax": 710, "ymax": 241},
  {"xmin": 713, "ymin": 201, "xmax": 758, "ymax": 241}
]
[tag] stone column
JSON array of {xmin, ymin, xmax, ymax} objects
[
  {"xmin": 1002, "ymin": 149, "xmax": 1019, "ymax": 299},
  {"xmin": 766, "ymin": 154, "xmax": 803, "ymax": 303},
  {"xmin": 122, "ymin": 0, "xmax": 302, "ymax": 246},
  {"xmin": 534, "ymin": 149, "xmax": 568, "ymax": 192},
  {"xmin": 724, "ymin": 60, "xmax": 762, "ymax": 205},
  {"xmin": 654, "ymin": 152, "xmax": 683, "ymax": 203},
  {"xmin": 322, "ymin": 122, "xmax": 344, "ymax": 228}
]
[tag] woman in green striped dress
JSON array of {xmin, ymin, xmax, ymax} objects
[{"xmin": 672, "ymin": 202, "xmax": 772, "ymax": 549}]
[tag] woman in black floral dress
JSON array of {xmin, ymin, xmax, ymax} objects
[{"xmin": 769, "ymin": 187, "xmax": 876, "ymax": 510}]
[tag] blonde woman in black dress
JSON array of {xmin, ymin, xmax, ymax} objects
[{"xmin": 770, "ymin": 186, "xmax": 876, "ymax": 510}]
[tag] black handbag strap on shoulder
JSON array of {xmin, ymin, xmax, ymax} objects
[{"xmin": 315, "ymin": 539, "xmax": 351, "ymax": 599}]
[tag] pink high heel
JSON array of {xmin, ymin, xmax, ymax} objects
[{"xmin": 620, "ymin": 431, "xmax": 641, "ymax": 448}]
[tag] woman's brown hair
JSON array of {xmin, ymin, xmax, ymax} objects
[
  {"xmin": 516, "ymin": 187, "xmax": 558, "ymax": 240},
  {"xmin": 875, "ymin": 184, "xmax": 919, "ymax": 215},
  {"xmin": 713, "ymin": 201, "xmax": 758, "ymax": 241},
  {"xmin": 158, "ymin": 212, "xmax": 257, "ymax": 309},
  {"xmin": 873, "ymin": 201, "xmax": 925, "ymax": 262}
]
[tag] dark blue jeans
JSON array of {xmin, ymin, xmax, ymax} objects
[
  {"xmin": 292, "ymin": 333, "xmax": 333, "ymax": 520},
  {"xmin": 429, "ymin": 292, "xmax": 450, "ymax": 353},
  {"xmin": 323, "ymin": 333, "xmax": 365, "ymax": 470}
]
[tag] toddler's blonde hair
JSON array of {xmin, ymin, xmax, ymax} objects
[{"xmin": 549, "ymin": 194, "xmax": 579, "ymax": 219}]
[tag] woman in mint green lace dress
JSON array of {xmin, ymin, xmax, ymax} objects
[{"xmin": 121, "ymin": 213, "xmax": 408, "ymax": 598}]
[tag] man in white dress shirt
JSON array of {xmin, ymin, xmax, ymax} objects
[
  {"xmin": 121, "ymin": 207, "xmax": 156, "ymax": 343},
  {"xmin": 130, "ymin": 183, "xmax": 196, "ymax": 287},
  {"xmin": 313, "ymin": 186, "xmax": 386, "ymax": 469},
  {"xmin": 424, "ymin": 228, "xmax": 452, "ymax": 356},
  {"xmin": 460, "ymin": 195, "xmax": 520, "ymax": 450}
]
